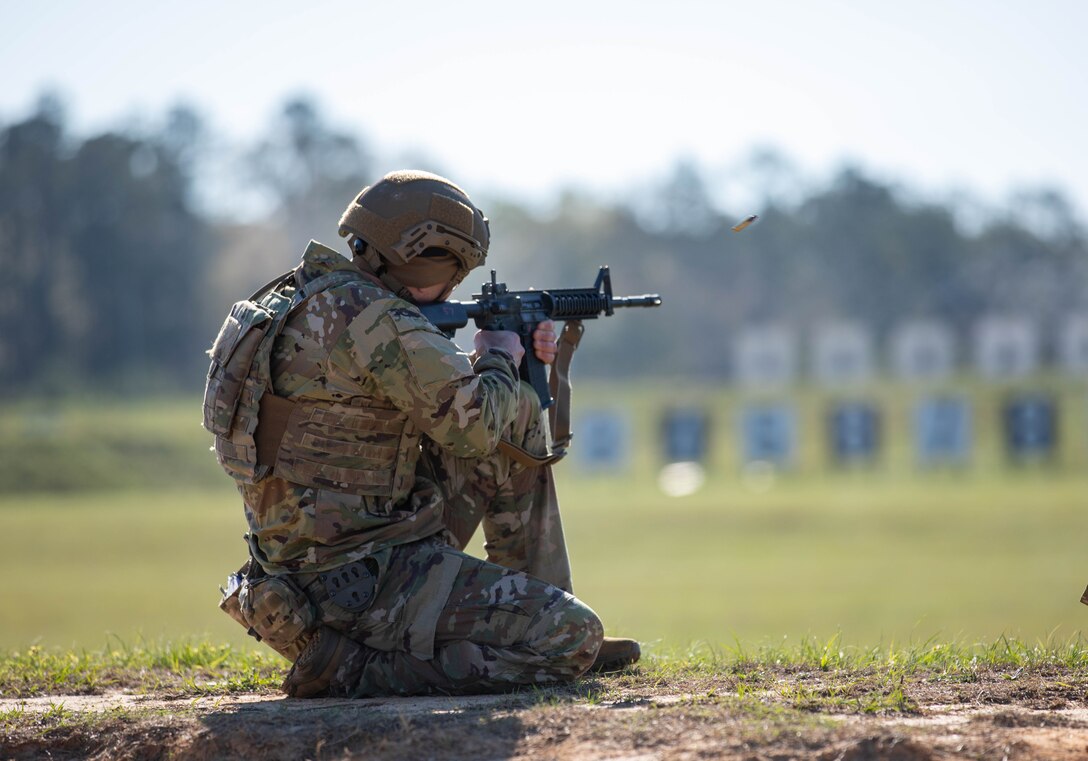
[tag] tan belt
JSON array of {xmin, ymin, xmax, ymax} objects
[{"xmin": 255, "ymin": 393, "xmax": 296, "ymax": 468}]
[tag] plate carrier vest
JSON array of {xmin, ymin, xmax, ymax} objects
[{"xmin": 201, "ymin": 267, "xmax": 421, "ymax": 502}]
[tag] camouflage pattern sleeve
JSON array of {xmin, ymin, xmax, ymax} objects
[{"xmin": 340, "ymin": 300, "xmax": 521, "ymax": 458}]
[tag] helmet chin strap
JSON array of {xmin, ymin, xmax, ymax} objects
[
  {"xmin": 434, "ymin": 275, "xmax": 460, "ymax": 303},
  {"xmin": 350, "ymin": 239, "xmax": 413, "ymax": 300}
]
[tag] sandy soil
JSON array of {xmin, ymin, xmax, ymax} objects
[{"xmin": 2, "ymin": 671, "xmax": 1087, "ymax": 760}]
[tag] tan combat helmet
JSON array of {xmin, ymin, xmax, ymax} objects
[{"xmin": 338, "ymin": 170, "xmax": 490, "ymax": 300}]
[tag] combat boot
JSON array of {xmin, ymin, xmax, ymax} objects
[
  {"xmin": 590, "ymin": 636, "xmax": 641, "ymax": 673},
  {"xmin": 281, "ymin": 626, "xmax": 362, "ymax": 698}
]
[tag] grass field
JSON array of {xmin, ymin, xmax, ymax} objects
[{"xmin": 0, "ymin": 394, "xmax": 1086, "ymax": 653}]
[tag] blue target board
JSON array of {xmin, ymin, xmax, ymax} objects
[
  {"xmin": 914, "ymin": 397, "xmax": 972, "ymax": 466},
  {"xmin": 828, "ymin": 401, "xmax": 881, "ymax": 465},
  {"xmin": 1002, "ymin": 394, "xmax": 1058, "ymax": 461},
  {"xmin": 739, "ymin": 404, "xmax": 796, "ymax": 467},
  {"xmin": 575, "ymin": 410, "xmax": 630, "ymax": 471},
  {"xmin": 661, "ymin": 408, "xmax": 710, "ymax": 464}
]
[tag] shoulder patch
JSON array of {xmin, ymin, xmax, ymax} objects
[{"xmin": 386, "ymin": 305, "xmax": 447, "ymax": 337}]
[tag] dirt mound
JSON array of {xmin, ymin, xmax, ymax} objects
[{"xmin": 4, "ymin": 672, "xmax": 1088, "ymax": 760}]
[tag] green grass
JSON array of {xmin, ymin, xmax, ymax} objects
[
  {"xmin": 1, "ymin": 474, "xmax": 1086, "ymax": 651},
  {"xmin": 561, "ymin": 472, "xmax": 1088, "ymax": 648},
  {"xmin": 0, "ymin": 397, "xmax": 222, "ymax": 493},
  {"xmin": 0, "ymin": 488, "xmax": 255, "ymax": 650},
  {"xmin": 0, "ymin": 639, "xmax": 284, "ymax": 699},
  {"xmin": 3, "ymin": 635, "xmax": 1087, "ymax": 703},
  {"xmin": 0, "ymin": 393, "xmax": 1086, "ymax": 652},
  {"xmin": 654, "ymin": 631, "xmax": 1088, "ymax": 674}
]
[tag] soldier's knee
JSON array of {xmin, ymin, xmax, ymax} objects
[
  {"xmin": 525, "ymin": 593, "xmax": 603, "ymax": 676},
  {"xmin": 576, "ymin": 602, "xmax": 605, "ymax": 669}
]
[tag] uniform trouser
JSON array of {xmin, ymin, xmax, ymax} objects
[
  {"xmin": 431, "ymin": 377, "xmax": 573, "ymax": 594},
  {"xmin": 296, "ymin": 384, "xmax": 603, "ymax": 696}
]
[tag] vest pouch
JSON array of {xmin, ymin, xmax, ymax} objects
[
  {"xmin": 218, "ymin": 561, "xmax": 252, "ymax": 634},
  {"xmin": 272, "ymin": 402, "xmax": 421, "ymax": 504},
  {"xmin": 239, "ymin": 574, "xmax": 316, "ymax": 659},
  {"xmin": 203, "ymin": 300, "xmax": 274, "ymax": 436}
]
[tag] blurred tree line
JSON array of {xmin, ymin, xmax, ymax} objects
[{"xmin": 1, "ymin": 94, "xmax": 1085, "ymax": 395}]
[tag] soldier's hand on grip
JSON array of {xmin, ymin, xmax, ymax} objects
[
  {"xmin": 532, "ymin": 320, "xmax": 558, "ymax": 365},
  {"xmin": 474, "ymin": 329, "xmax": 525, "ymax": 364}
]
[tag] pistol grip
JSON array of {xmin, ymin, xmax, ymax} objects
[{"xmin": 519, "ymin": 338, "xmax": 554, "ymax": 409}]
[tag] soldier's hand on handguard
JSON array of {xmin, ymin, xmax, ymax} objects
[
  {"xmin": 474, "ymin": 330, "xmax": 525, "ymax": 365},
  {"xmin": 531, "ymin": 320, "xmax": 558, "ymax": 365}
]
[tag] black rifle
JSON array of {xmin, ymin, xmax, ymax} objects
[{"xmin": 420, "ymin": 266, "xmax": 661, "ymax": 409}]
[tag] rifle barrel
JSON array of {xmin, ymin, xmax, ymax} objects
[{"xmin": 612, "ymin": 294, "xmax": 662, "ymax": 308}]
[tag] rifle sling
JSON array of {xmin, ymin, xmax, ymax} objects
[
  {"xmin": 495, "ymin": 439, "xmax": 564, "ymax": 468},
  {"xmin": 548, "ymin": 319, "xmax": 584, "ymax": 453}
]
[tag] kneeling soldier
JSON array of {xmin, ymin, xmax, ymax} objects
[{"xmin": 205, "ymin": 170, "xmax": 640, "ymax": 697}]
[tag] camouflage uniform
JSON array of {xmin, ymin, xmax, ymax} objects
[{"xmin": 237, "ymin": 240, "xmax": 602, "ymax": 695}]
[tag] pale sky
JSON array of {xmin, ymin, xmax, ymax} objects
[{"xmin": 3, "ymin": 1, "xmax": 1087, "ymax": 215}]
